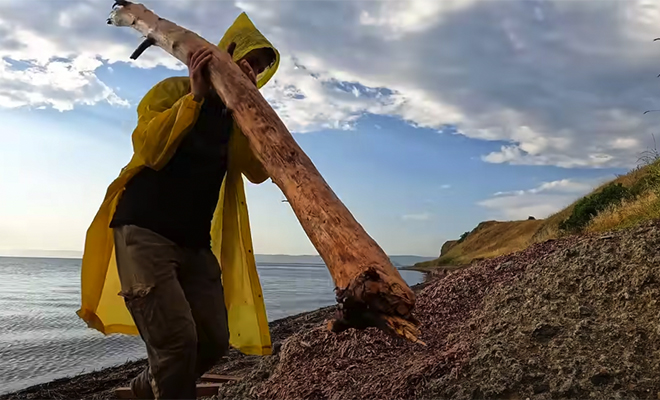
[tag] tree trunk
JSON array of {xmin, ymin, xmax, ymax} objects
[{"xmin": 108, "ymin": 1, "xmax": 420, "ymax": 342}]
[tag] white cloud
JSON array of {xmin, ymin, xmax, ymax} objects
[
  {"xmin": 0, "ymin": 57, "xmax": 129, "ymax": 111},
  {"xmin": 261, "ymin": 56, "xmax": 370, "ymax": 133},
  {"xmin": 1, "ymin": 0, "xmax": 660, "ymax": 168},
  {"xmin": 261, "ymin": 53, "xmax": 465, "ymax": 133},
  {"xmin": 493, "ymin": 179, "xmax": 595, "ymax": 197},
  {"xmin": 236, "ymin": 0, "xmax": 660, "ymax": 168},
  {"xmin": 441, "ymin": 184, "xmax": 452, "ymax": 190},
  {"xmin": 479, "ymin": 178, "xmax": 608, "ymax": 220},
  {"xmin": 611, "ymin": 137, "xmax": 639, "ymax": 150},
  {"xmin": 479, "ymin": 194, "xmax": 568, "ymax": 221},
  {"xmin": 359, "ymin": 0, "xmax": 478, "ymax": 38},
  {"xmin": 259, "ymin": 54, "xmax": 465, "ymax": 133},
  {"xmin": 402, "ymin": 212, "xmax": 433, "ymax": 221},
  {"xmin": 0, "ymin": 0, "xmax": 186, "ymax": 111},
  {"xmin": 533, "ymin": 179, "xmax": 594, "ymax": 194}
]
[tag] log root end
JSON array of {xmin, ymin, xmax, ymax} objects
[
  {"xmin": 327, "ymin": 309, "xmax": 424, "ymax": 345},
  {"xmin": 328, "ymin": 267, "xmax": 422, "ymax": 344}
]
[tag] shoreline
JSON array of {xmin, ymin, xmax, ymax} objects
[
  {"xmin": 0, "ymin": 307, "xmax": 336, "ymax": 400},
  {"xmin": 400, "ymin": 263, "xmax": 466, "ymax": 274},
  {"xmin": 1, "ymin": 282, "xmax": 429, "ymax": 400}
]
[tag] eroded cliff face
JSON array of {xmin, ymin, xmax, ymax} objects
[{"xmin": 440, "ymin": 240, "xmax": 458, "ymax": 256}]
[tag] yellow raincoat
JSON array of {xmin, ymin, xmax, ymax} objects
[{"xmin": 77, "ymin": 13, "xmax": 280, "ymax": 356}]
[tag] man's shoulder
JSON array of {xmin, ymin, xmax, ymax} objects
[
  {"xmin": 158, "ymin": 76, "xmax": 190, "ymax": 85},
  {"xmin": 151, "ymin": 76, "xmax": 190, "ymax": 93},
  {"xmin": 138, "ymin": 76, "xmax": 191, "ymax": 109}
]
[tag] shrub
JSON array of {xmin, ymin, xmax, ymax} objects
[
  {"xmin": 630, "ymin": 164, "xmax": 660, "ymax": 197},
  {"xmin": 637, "ymin": 134, "xmax": 660, "ymax": 167},
  {"xmin": 458, "ymin": 231, "xmax": 470, "ymax": 243},
  {"xmin": 630, "ymin": 174, "xmax": 660, "ymax": 197},
  {"xmin": 559, "ymin": 183, "xmax": 632, "ymax": 233},
  {"xmin": 587, "ymin": 191, "xmax": 660, "ymax": 233}
]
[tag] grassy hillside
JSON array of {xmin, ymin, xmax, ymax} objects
[
  {"xmin": 415, "ymin": 159, "xmax": 660, "ymax": 271},
  {"xmin": 440, "ymin": 240, "xmax": 458, "ymax": 256},
  {"xmin": 414, "ymin": 219, "xmax": 543, "ymax": 270},
  {"xmin": 531, "ymin": 162, "xmax": 659, "ymax": 242}
]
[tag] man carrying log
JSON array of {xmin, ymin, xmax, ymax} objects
[{"xmin": 77, "ymin": 13, "xmax": 279, "ymax": 399}]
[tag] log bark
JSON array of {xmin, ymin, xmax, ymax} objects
[{"xmin": 108, "ymin": 1, "xmax": 420, "ymax": 342}]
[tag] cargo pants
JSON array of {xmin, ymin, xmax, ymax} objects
[{"xmin": 113, "ymin": 225, "xmax": 230, "ymax": 399}]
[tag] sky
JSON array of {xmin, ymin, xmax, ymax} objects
[{"xmin": 0, "ymin": 0, "xmax": 658, "ymax": 257}]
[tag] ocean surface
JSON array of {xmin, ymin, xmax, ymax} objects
[{"xmin": 0, "ymin": 257, "xmax": 424, "ymax": 394}]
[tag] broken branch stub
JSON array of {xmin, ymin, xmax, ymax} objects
[{"xmin": 108, "ymin": 1, "xmax": 420, "ymax": 342}]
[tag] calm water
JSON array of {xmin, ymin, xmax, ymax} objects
[{"xmin": 0, "ymin": 257, "xmax": 423, "ymax": 394}]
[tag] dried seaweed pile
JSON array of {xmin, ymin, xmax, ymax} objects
[
  {"xmin": 220, "ymin": 235, "xmax": 580, "ymax": 400},
  {"xmin": 442, "ymin": 222, "xmax": 660, "ymax": 399}
]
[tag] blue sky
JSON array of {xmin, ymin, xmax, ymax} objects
[{"xmin": 0, "ymin": 0, "xmax": 656, "ymax": 257}]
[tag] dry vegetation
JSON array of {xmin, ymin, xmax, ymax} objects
[
  {"xmin": 221, "ymin": 222, "xmax": 660, "ymax": 400},
  {"xmin": 414, "ymin": 219, "xmax": 544, "ymax": 270},
  {"xmin": 587, "ymin": 190, "xmax": 660, "ymax": 232},
  {"xmin": 415, "ymin": 157, "xmax": 660, "ymax": 271}
]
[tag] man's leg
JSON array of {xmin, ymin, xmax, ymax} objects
[
  {"xmin": 179, "ymin": 248, "xmax": 230, "ymax": 376},
  {"xmin": 114, "ymin": 225, "xmax": 198, "ymax": 399}
]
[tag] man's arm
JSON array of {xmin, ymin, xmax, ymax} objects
[
  {"xmin": 131, "ymin": 77, "xmax": 202, "ymax": 170},
  {"xmin": 132, "ymin": 49, "xmax": 215, "ymax": 170},
  {"xmin": 232, "ymin": 128, "xmax": 269, "ymax": 184}
]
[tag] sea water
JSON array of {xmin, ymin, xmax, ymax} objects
[{"xmin": 0, "ymin": 257, "xmax": 423, "ymax": 394}]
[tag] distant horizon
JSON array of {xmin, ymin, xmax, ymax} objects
[{"xmin": 0, "ymin": 250, "xmax": 438, "ymax": 260}]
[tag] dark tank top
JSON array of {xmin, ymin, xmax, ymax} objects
[{"xmin": 110, "ymin": 92, "xmax": 232, "ymax": 248}]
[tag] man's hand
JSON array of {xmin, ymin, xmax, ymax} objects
[
  {"xmin": 188, "ymin": 48, "xmax": 213, "ymax": 102},
  {"xmin": 188, "ymin": 43, "xmax": 259, "ymax": 102}
]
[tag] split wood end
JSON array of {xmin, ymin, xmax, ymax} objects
[{"xmin": 327, "ymin": 305, "xmax": 422, "ymax": 344}]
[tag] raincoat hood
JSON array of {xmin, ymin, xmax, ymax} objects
[{"xmin": 218, "ymin": 12, "xmax": 280, "ymax": 89}]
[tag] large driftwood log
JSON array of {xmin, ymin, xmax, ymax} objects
[{"xmin": 108, "ymin": 1, "xmax": 420, "ymax": 342}]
